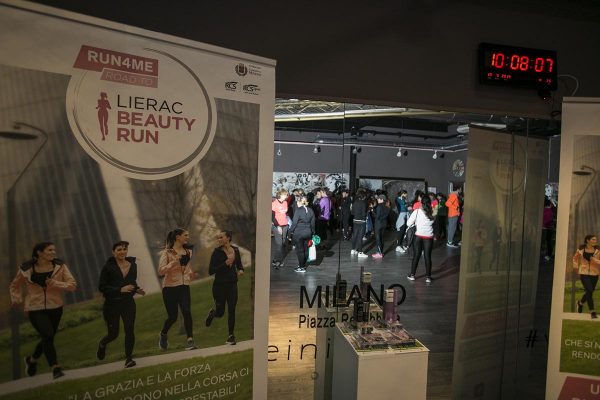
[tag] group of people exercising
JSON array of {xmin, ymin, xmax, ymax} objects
[{"xmin": 9, "ymin": 228, "xmax": 244, "ymax": 379}]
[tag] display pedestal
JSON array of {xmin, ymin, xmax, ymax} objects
[
  {"xmin": 331, "ymin": 324, "xmax": 429, "ymax": 400},
  {"xmin": 314, "ymin": 303, "xmax": 383, "ymax": 400}
]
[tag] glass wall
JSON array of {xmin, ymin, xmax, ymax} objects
[{"xmin": 268, "ymin": 100, "xmax": 555, "ymax": 399}]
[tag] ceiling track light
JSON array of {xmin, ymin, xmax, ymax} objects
[
  {"xmin": 313, "ymin": 145, "xmax": 321, "ymax": 154},
  {"xmin": 276, "ymin": 147, "xmax": 282, "ymax": 156},
  {"xmin": 432, "ymin": 150, "xmax": 438, "ymax": 159},
  {"xmin": 396, "ymin": 148, "xmax": 402, "ymax": 157},
  {"xmin": 352, "ymin": 146, "xmax": 362, "ymax": 154}
]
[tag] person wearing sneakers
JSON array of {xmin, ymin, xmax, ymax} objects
[
  {"xmin": 572, "ymin": 234, "xmax": 599, "ymax": 319},
  {"xmin": 205, "ymin": 230, "xmax": 245, "ymax": 345},
  {"xmin": 351, "ymin": 190, "xmax": 369, "ymax": 258},
  {"xmin": 406, "ymin": 196, "xmax": 436, "ymax": 283},
  {"xmin": 158, "ymin": 228, "xmax": 197, "ymax": 351},
  {"xmin": 288, "ymin": 195, "xmax": 316, "ymax": 272},
  {"xmin": 97, "ymin": 241, "xmax": 145, "ymax": 368},
  {"xmin": 271, "ymin": 188, "xmax": 289, "ymax": 269},
  {"xmin": 395, "ymin": 190, "xmax": 409, "ymax": 253},
  {"xmin": 371, "ymin": 194, "xmax": 390, "ymax": 259},
  {"xmin": 445, "ymin": 190, "xmax": 461, "ymax": 247},
  {"xmin": 10, "ymin": 242, "xmax": 77, "ymax": 379},
  {"xmin": 340, "ymin": 188, "xmax": 352, "ymax": 241}
]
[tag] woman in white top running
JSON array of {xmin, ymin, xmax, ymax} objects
[{"xmin": 406, "ymin": 195, "xmax": 435, "ymax": 283}]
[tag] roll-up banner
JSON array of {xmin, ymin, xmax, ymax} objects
[
  {"xmin": 547, "ymin": 98, "xmax": 600, "ymax": 400},
  {"xmin": 0, "ymin": 1, "xmax": 275, "ymax": 399}
]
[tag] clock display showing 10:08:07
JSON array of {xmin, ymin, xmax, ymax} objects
[{"xmin": 487, "ymin": 52, "xmax": 554, "ymax": 73}]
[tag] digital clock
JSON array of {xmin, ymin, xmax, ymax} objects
[{"xmin": 479, "ymin": 43, "xmax": 557, "ymax": 90}]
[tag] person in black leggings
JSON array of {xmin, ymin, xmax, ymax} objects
[
  {"xmin": 97, "ymin": 241, "xmax": 145, "ymax": 368},
  {"xmin": 351, "ymin": 190, "xmax": 368, "ymax": 258},
  {"xmin": 10, "ymin": 242, "xmax": 77, "ymax": 379},
  {"xmin": 406, "ymin": 196, "xmax": 436, "ymax": 283},
  {"xmin": 205, "ymin": 230, "xmax": 245, "ymax": 345},
  {"xmin": 572, "ymin": 234, "xmax": 599, "ymax": 319},
  {"xmin": 158, "ymin": 228, "xmax": 197, "ymax": 350},
  {"xmin": 288, "ymin": 195, "xmax": 316, "ymax": 272}
]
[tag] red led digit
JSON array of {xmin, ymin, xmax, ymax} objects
[
  {"xmin": 510, "ymin": 54, "xmax": 520, "ymax": 70},
  {"xmin": 519, "ymin": 56, "xmax": 529, "ymax": 71},
  {"xmin": 534, "ymin": 57, "xmax": 544, "ymax": 72},
  {"xmin": 492, "ymin": 52, "xmax": 505, "ymax": 68},
  {"xmin": 546, "ymin": 58, "xmax": 554, "ymax": 72}
]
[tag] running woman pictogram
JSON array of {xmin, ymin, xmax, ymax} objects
[{"xmin": 96, "ymin": 92, "xmax": 111, "ymax": 140}]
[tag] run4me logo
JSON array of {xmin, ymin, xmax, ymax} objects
[{"xmin": 66, "ymin": 45, "xmax": 216, "ymax": 180}]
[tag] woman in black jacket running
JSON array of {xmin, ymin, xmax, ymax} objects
[
  {"xmin": 97, "ymin": 241, "xmax": 145, "ymax": 368},
  {"xmin": 205, "ymin": 230, "xmax": 245, "ymax": 345},
  {"xmin": 288, "ymin": 195, "xmax": 316, "ymax": 272}
]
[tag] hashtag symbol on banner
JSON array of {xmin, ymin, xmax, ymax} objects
[{"xmin": 525, "ymin": 329, "xmax": 537, "ymax": 347}]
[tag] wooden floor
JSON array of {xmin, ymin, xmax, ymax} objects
[{"xmin": 267, "ymin": 230, "xmax": 552, "ymax": 399}]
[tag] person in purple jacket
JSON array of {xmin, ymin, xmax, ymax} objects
[{"xmin": 316, "ymin": 188, "xmax": 331, "ymax": 242}]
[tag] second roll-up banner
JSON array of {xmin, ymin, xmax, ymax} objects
[{"xmin": 0, "ymin": 1, "xmax": 275, "ymax": 399}]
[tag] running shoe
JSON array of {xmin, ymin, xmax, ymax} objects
[
  {"xmin": 425, "ymin": 277, "xmax": 433, "ymax": 284},
  {"xmin": 226, "ymin": 335, "xmax": 237, "ymax": 345},
  {"xmin": 24, "ymin": 356, "xmax": 37, "ymax": 377},
  {"xmin": 125, "ymin": 359, "xmax": 137, "ymax": 368},
  {"xmin": 372, "ymin": 253, "xmax": 383, "ymax": 259},
  {"xmin": 52, "ymin": 367, "xmax": 65, "ymax": 379},
  {"xmin": 96, "ymin": 341, "xmax": 106, "ymax": 360},
  {"xmin": 577, "ymin": 301, "xmax": 583, "ymax": 313},
  {"xmin": 294, "ymin": 266, "xmax": 307, "ymax": 272},
  {"xmin": 159, "ymin": 332, "xmax": 169, "ymax": 350},
  {"xmin": 185, "ymin": 338, "xmax": 197, "ymax": 350},
  {"xmin": 407, "ymin": 275, "xmax": 415, "ymax": 281},
  {"xmin": 205, "ymin": 309, "xmax": 215, "ymax": 327},
  {"xmin": 350, "ymin": 249, "xmax": 358, "ymax": 255},
  {"xmin": 357, "ymin": 252, "xmax": 368, "ymax": 258}
]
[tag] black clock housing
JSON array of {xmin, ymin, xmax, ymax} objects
[{"xmin": 479, "ymin": 43, "xmax": 557, "ymax": 90}]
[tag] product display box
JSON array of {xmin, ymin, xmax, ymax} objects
[{"xmin": 332, "ymin": 323, "xmax": 429, "ymax": 400}]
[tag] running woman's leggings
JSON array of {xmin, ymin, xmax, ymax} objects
[
  {"xmin": 100, "ymin": 297, "xmax": 136, "ymax": 359},
  {"xmin": 28, "ymin": 307, "xmax": 63, "ymax": 366},
  {"xmin": 161, "ymin": 285, "xmax": 193, "ymax": 337}
]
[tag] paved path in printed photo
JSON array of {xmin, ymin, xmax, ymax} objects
[{"xmin": 0, "ymin": 340, "xmax": 253, "ymax": 396}]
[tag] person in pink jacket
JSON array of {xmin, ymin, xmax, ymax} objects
[
  {"xmin": 10, "ymin": 242, "xmax": 77, "ymax": 379},
  {"xmin": 158, "ymin": 228, "xmax": 197, "ymax": 350},
  {"xmin": 271, "ymin": 189, "xmax": 289, "ymax": 269},
  {"xmin": 572, "ymin": 234, "xmax": 599, "ymax": 319}
]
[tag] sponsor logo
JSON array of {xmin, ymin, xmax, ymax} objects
[
  {"xmin": 235, "ymin": 63, "xmax": 248, "ymax": 76},
  {"xmin": 225, "ymin": 81, "xmax": 238, "ymax": 91},
  {"xmin": 67, "ymin": 45, "xmax": 216, "ymax": 180},
  {"xmin": 234, "ymin": 62, "xmax": 262, "ymax": 77},
  {"xmin": 243, "ymin": 84, "xmax": 260, "ymax": 95}
]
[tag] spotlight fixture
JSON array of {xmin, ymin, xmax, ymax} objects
[
  {"xmin": 313, "ymin": 145, "xmax": 321, "ymax": 154},
  {"xmin": 276, "ymin": 147, "xmax": 282, "ymax": 157},
  {"xmin": 403, "ymin": 150, "xmax": 408, "ymax": 157},
  {"xmin": 432, "ymin": 150, "xmax": 438, "ymax": 160},
  {"xmin": 397, "ymin": 148, "xmax": 402, "ymax": 158},
  {"xmin": 439, "ymin": 152, "xmax": 445, "ymax": 159},
  {"xmin": 352, "ymin": 146, "xmax": 362, "ymax": 154}
]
